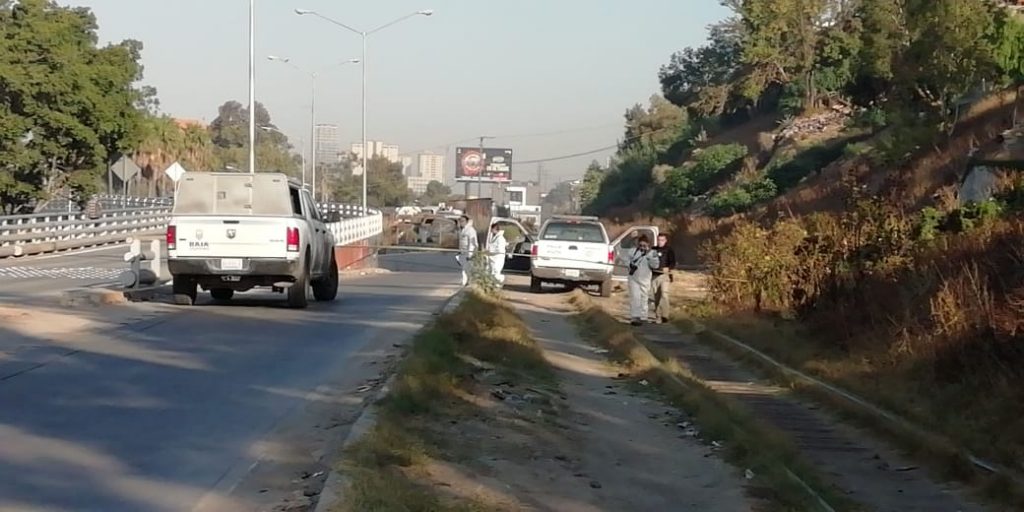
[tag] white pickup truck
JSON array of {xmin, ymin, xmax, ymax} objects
[
  {"xmin": 166, "ymin": 172, "xmax": 339, "ymax": 308},
  {"xmin": 529, "ymin": 216, "xmax": 657, "ymax": 297}
]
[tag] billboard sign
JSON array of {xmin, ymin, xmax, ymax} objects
[{"xmin": 455, "ymin": 147, "xmax": 513, "ymax": 183}]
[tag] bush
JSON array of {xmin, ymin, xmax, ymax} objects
[
  {"xmin": 707, "ymin": 178, "xmax": 778, "ymax": 217},
  {"xmin": 652, "ymin": 143, "xmax": 747, "ymax": 216},
  {"xmin": 653, "ymin": 168, "xmax": 695, "ymax": 217},
  {"xmin": 688, "ymin": 143, "xmax": 748, "ymax": 191}
]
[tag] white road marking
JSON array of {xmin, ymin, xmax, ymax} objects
[
  {"xmin": 0, "ymin": 266, "xmax": 123, "ymax": 280},
  {"xmin": 1, "ymin": 244, "xmax": 126, "ymax": 264}
]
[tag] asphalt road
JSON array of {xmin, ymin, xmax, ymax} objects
[
  {"xmin": 0, "ymin": 245, "xmax": 132, "ymax": 299},
  {"xmin": 0, "ymin": 251, "xmax": 461, "ymax": 512}
]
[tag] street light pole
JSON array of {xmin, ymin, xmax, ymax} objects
[
  {"xmin": 311, "ymin": 72, "xmax": 317, "ymax": 199},
  {"xmin": 296, "ymin": 8, "xmax": 433, "ymax": 213},
  {"xmin": 361, "ymin": 34, "xmax": 367, "ymax": 214},
  {"xmin": 267, "ymin": 56, "xmax": 358, "ymax": 199},
  {"xmin": 248, "ymin": 0, "xmax": 256, "ymax": 174}
]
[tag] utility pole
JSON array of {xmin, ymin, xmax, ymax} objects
[{"xmin": 475, "ymin": 135, "xmax": 495, "ymax": 199}]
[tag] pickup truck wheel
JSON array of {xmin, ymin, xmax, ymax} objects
[
  {"xmin": 287, "ymin": 259, "xmax": 310, "ymax": 309},
  {"xmin": 210, "ymin": 288, "xmax": 234, "ymax": 301},
  {"xmin": 173, "ymin": 279, "xmax": 197, "ymax": 306},
  {"xmin": 599, "ymin": 279, "xmax": 612, "ymax": 298},
  {"xmin": 530, "ymin": 276, "xmax": 542, "ymax": 293},
  {"xmin": 312, "ymin": 256, "xmax": 339, "ymax": 302}
]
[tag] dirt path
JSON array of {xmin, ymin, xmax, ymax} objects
[
  {"xmin": 499, "ymin": 289, "xmax": 756, "ymax": 511},
  {"xmin": 592, "ymin": 291, "xmax": 987, "ymax": 512}
]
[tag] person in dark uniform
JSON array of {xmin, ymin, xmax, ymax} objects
[{"xmin": 651, "ymin": 233, "xmax": 677, "ymax": 324}]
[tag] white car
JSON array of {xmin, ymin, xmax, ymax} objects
[
  {"xmin": 529, "ymin": 216, "xmax": 657, "ymax": 297},
  {"xmin": 166, "ymin": 172, "xmax": 339, "ymax": 308}
]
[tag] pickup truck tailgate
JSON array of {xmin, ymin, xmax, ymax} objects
[
  {"xmin": 535, "ymin": 241, "xmax": 609, "ymax": 270},
  {"xmin": 171, "ymin": 217, "xmax": 289, "ymax": 259}
]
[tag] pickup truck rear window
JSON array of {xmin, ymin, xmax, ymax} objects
[{"xmin": 540, "ymin": 222, "xmax": 605, "ymax": 243}]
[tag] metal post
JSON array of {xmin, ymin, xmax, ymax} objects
[
  {"xmin": 361, "ymin": 33, "xmax": 368, "ymax": 214},
  {"xmin": 311, "ymin": 73, "xmax": 317, "ymax": 198},
  {"xmin": 248, "ymin": 0, "xmax": 256, "ymax": 174}
]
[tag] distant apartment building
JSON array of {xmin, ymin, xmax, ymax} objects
[
  {"xmin": 351, "ymin": 141, "xmax": 400, "ymax": 174},
  {"xmin": 417, "ymin": 152, "xmax": 445, "ymax": 183},
  {"xmin": 407, "ymin": 176, "xmax": 432, "ymax": 195},
  {"xmin": 314, "ymin": 124, "xmax": 341, "ymax": 165}
]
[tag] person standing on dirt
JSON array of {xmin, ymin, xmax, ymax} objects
[
  {"xmin": 627, "ymin": 234, "xmax": 660, "ymax": 326},
  {"xmin": 457, "ymin": 215, "xmax": 478, "ymax": 286},
  {"xmin": 652, "ymin": 233, "xmax": 676, "ymax": 324},
  {"xmin": 486, "ymin": 223, "xmax": 508, "ymax": 286}
]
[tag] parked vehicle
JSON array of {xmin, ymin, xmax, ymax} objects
[
  {"xmin": 528, "ymin": 216, "xmax": 657, "ymax": 296},
  {"xmin": 166, "ymin": 172, "xmax": 339, "ymax": 308}
]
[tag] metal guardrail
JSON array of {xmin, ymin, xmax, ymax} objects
[{"xmin": 0, "ymin": 200, "xmax": 383, "ymax": 259}]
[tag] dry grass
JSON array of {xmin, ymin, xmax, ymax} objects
[
  {"xmin": 337, "ymin": 292, "xmax": 553, "ymax": 512},
  {"xmin": 566, "ymin": 291, "xmax": 862, "ymax": 512},
  {"xmin": 677, "ymin": 281, "xmax": 1024, "ymax": 508}
]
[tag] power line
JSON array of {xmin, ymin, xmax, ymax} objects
[{"xmin": 399, "ymin": 122, "xmax": 623, "ymax": 156}]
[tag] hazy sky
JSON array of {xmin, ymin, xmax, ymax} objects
[{"xmin": 69, "ymin": 0, "xmax": 729, "ymax": 185}]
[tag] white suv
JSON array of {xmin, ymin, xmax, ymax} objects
[{"xmin": 530, "ymin": 216, "xmax": 658, "ymax": 297}]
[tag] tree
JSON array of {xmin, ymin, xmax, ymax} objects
[
  {"xmin": 0, "ymin": 0, "xmax": 149, "ymax": 212},
  {"xmin": 620, "ymin": 95, "xmax": 687, "ymax": 153},
  {"xmin": 208, "ymin": 100, "xmax": 297, "ymax": 175},
  {"xmin": 898, "ymin": 0, "xmax": 1001, "ymax": 118},
  {"xmin": 419, "ymin": 180, "xmax": 451, "ymax": 205},
  {"xmin": 333, "ymin": 156, "xmax": 409, "ymax": 207},
  {"xmin": 659, "ymin": 19, "xmax": 743, "ymax": 116},
  {"xmin": 578, "ymin": 160, "xmax": 606, "ymax": 210},
  {"xmin": 542, "ymin": 181, "xmax": 576, "ymax": 214},
  {"xmin": 737, "ymin": 0, "xmax": 829, "ymax": 108}
]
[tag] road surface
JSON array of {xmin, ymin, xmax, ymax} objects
[
  {"xmin": 0, "ymin": 245, "xmax": 132, "ymax": 299},
  {"xmin": 0, "ymin": 251, "xmax": 460, "ymax": 512}
]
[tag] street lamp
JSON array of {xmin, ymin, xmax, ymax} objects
[
  {"xmin": 267, "ymin": 55, "xmax": 359, "ymax": 201},
  {"xmin": 248, "ymin": 0, "xmax": 256, "ymax": 174},
  {"xmin": 260, "ymin": 126, "xmax": 305, "ymax": 187},
  {"xmin": 296, "ymin": 7, "xmax": 433, "ymax": 213}
]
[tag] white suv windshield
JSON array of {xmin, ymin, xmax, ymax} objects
[{"xmin": 541, "ymin": 222, "xmax": 605, "ymax": 243}]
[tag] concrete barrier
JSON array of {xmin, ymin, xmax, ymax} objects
[
  {"xmin": 0, "ymin": 246, "xmax": 14, "ymax": 258},
  {"xmin": 18, "ymin": 241, "xmax": 57, "ymax": 256},
  {"xmin": 334, "ymin": 235, "xmax": 379, "ymax": 271}
]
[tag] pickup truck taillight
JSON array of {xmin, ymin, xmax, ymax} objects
[
  {"xmin": 166, "ymin": 225, "xmax": 176, "ymax": 250},
  {"xmin": 531, "ymin": 244, "xmax": 538, "ymax": 257},
  {"xmin": 286, "ymin": 227, "xmax": 300, "ymax": 252},
  {"xmin": 608, "ymin": 248, "xmax": 615, "ymax": 263}
]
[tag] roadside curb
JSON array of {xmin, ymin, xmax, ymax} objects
[{"xmin": 312, "ymin": 287, "xmax": 465, "ymax": 512}]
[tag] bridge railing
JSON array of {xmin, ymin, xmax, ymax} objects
[{"xmin": 0, "ymin": 200, "xmax": 382, "ymax": 258}]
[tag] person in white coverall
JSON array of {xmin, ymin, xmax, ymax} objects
[
  {"xmin": 457, "ymin": 215, "xmax": 478, "ymax": 286},
  {"xmin": 486, "ymin": 223, "xmax": 508, "ymax": 285},
  {"xmin": 626, "ymin": 234, "xmax": 661, "ymax": 326}
]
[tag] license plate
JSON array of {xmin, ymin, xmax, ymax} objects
[
  {"xmin": 564, "ymin": 269, "xmax": 580, "ymax": 278},
  {"xmin": 221, "ymin": 258, "xmax": 243, "ymax": 270},
  {"xmin": 221, "ymin": 275, "xmax": 241, "ymax": 282}
]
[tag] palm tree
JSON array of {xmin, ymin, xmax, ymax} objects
[
  {"xmin": 133, "ymin": 117, "xmax": 184, "ymax": 197},
  {"xmin": 181, "ymin": 124, "xmax": 215, "ymax": 172}
]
